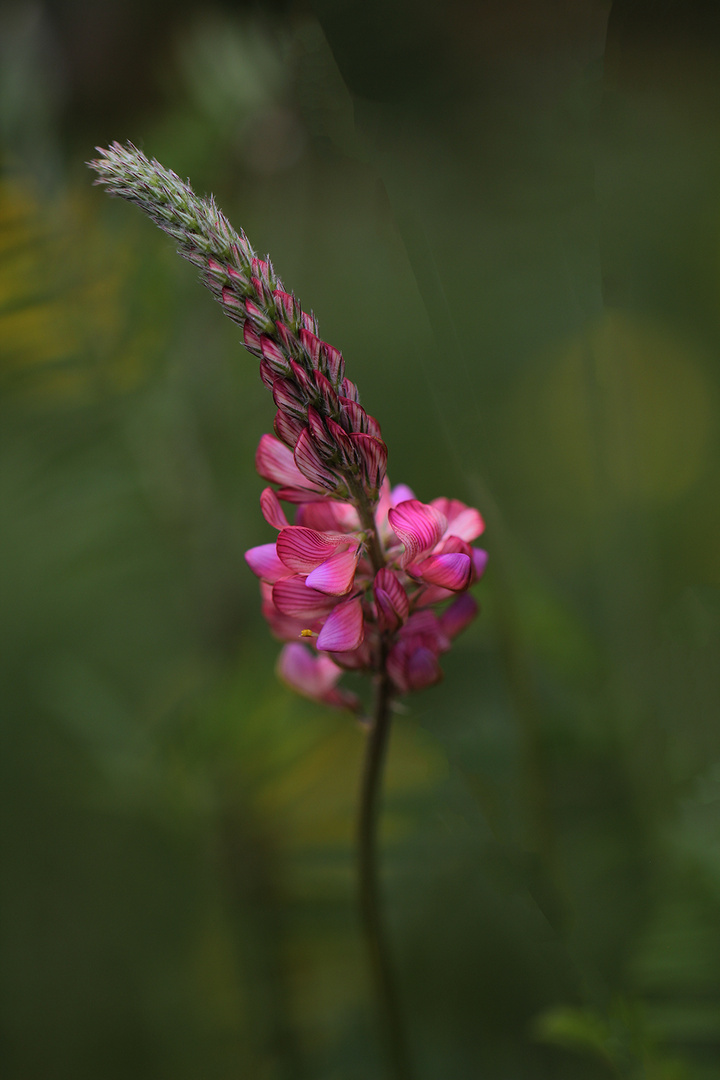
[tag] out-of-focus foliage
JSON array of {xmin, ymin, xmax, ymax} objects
[{"xmin": 2, "ymin": 2, "xmax": 720, "ymax": 1079}]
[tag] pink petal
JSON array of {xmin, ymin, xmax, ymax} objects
[
  {"xmin": 244, "ymin": 543, "xmax": 290, "ymax": 583},
  {"xmin": 295, "ymin": 500, "xmax": 360, "ymax": 532},
  {"xmin": 440, "ymin": 594, "xmax": 478, "ymax": 639},
  {"xmin": 413, "ymin": 552, "xmax": 472, "ymax": 592},
  {"xmin": 406, "ymin": 647, "xmax": 443, "ymax": 690},
  {"xmin": 293, "ymin": 428, "xmax": 340, "ymax": 492},
  {"xmin": 306, "ymin": 547, "xmax": 360, "ymax": 595},
  {"xmin": 273, "ymin": 408, "xmax": 305, "ymax": 448},
  {"xmin": 472, "ymin": 548, "xmax": 489, "ymax": 579},
  {"xmin": 276, "ymin": 526, "xmax": 352, "ymax": 573},
  {"xmin": 316, "ymin": 597, "xmax": 364, "ymax": 652},
  {"xmin": 260, "ymin": 487, "xmax": 289, "ymax": 530},
  {"xmin": 388, "ymin": 500, "xmax": 448, "ymax": 568},
  {"xmin": 272, "ymin": 576, "xmax": 339, "ymax": 618},
  {"xmin": 373, "ymin": 568, "xmax": 409, "ymax": 633},
  {"xmin": 256, "ymin": 434, "xmax": 312, "ymax": 488},
  {"xmin": 390, "ymin": 484, "xmax": 416, "ymax": 506},
  {"xmin": 277, "ymin": 642, "xmax": 341, "ymax": 696}
]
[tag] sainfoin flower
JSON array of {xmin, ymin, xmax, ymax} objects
[{"xmin": 88, "ymin": 142, "xmax": 486, "ymax": 714}]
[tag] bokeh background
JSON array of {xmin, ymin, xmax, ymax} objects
[{"xmin": 2, "ymin": 1, "xmax": 720, "ymax": 1077}]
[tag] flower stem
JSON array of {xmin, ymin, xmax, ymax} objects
[{"xmin": 357, "ymin": 646, "xmax": 414, "ymax": 1080}]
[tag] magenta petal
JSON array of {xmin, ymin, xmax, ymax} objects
[
  {"xmin": 447, "ymin": 507, "xmax": 485, "ymax": 542},
  {"xmin": 406, "ymin": 647, "xmax": 443, "ymax": 690},
  {"xmin": 440, "ymin": 593, "xmax": 478, "ymax": 639},
  {"xmin": 293, "ymin": 428, "xmax": 339, "ymax": 492},
  {"xmin": 260, "ymin": 487, "xmax": 289, "ymax": 530},
  {"xmin": 256, "ymin": 434, "xmax": 311, "ymax": 488},
  {"xmin": 244, "ymin": 543, "xmax": 290, "ymax": 583},
  {"xmin": 295, "ymin": 500, "xmax": 360, "ymax": 532},
  {"xmin": 390, "ymin": 483, "xmax": 416, "ymax": 507},
  {"xmin": 414, "ymin": 552, "xmax": 472, "ymax": 592},
  {"xmin": 388, "ymin": 500, "xmax": 447, "ymax": 568},
  {"xmin": 472, "ymin": 548, "xmax": 489, "ymax": 579},
  {"xmin": 305, "ymin": 548, "xmax": 360, "ymax": 595},
  {"xmin": 316, "ymin": 597, "xmax": 364, "ymax": 652},
  {"xmin": 272, "ymin": 576, "xmax": 339, "ymax": 618},
  {"xmin": 277, "ymin": 642, "xmax": 340, "ymax": 696},
  {"xmin": 276, "ymin": 526, "xmax": 352, "ymax": 572},
  {"xmin": 373, "ymin": 568, "xmax": 409, "ymax": 632}
]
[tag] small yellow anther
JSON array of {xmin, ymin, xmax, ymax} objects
[{"xmin": 300, "ymin": 629, "xmax": 314, "ymax": 638}]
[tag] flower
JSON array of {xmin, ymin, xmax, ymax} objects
[{"xmin": 246, "ymin": 455, "xmax": 487, "ymax": 708}]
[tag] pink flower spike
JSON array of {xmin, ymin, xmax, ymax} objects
[
  {"xmin": 316, "ymin": 597, "xmax": 364, "ymax": 652},
  {"xmin": 277, "ymin": 526, "xmax": 352, "ymax": 573},
  {"xmin": 388, "ymin": 499, "xmax": 447, "ymax": 568},
  {"xmin": 256, "ymin": 434, "xmax": 313, "ymax": 489},
  {"xmin": 440, "ymin": 593, "xmax": 478, "ymax": 639},
  {"xmin": 413, "ymin": 552, "xmax": 472, "ymax": 592},
  {"xmin": 272, "ymin": 576, "xmax": 339, "ymax": 618},
  {"xmin": 306, "ymin": 547, "xmax": 360, "ymax": 595},
  {"xmin": 277, "ymin": 643, "xmax": 360, "ymax": 712},
  {"xmin": 260, "ymin": 487, "xmax": 289, "ymax": 530},
  {"xmin": 244, "ymin": 543, "xmax": 291, "ymax": 583}
]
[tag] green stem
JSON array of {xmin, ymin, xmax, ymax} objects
[{"xmin": 357, "ymin": 648, "xmax": 414, "ymax": 1080}]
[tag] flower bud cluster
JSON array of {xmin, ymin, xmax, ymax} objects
[
  {"xmin": 245, "ymin": 437, "xmax": 487, "ymax": 712},
  {"xmin": 89, "ymin": 143, "xmax": 387, "ymax": 504}
]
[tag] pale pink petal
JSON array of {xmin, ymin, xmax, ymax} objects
[
  {"xmin": 277, "ymin": 642, "xmax": 341, "ymax": 696},
  {"xmin": 305, "ymin": 547, "xmax": 360, "ymax": 595},
  {"xmin": 388, "ymin": 500, "xmax": 448, "ymax": 568},
  {"xmin": 294, "ymin": 428, "xmax": 339, "ymax": 492},
  {"xmin": 272, "ymin": 576, "xmax": 339, "ymax": 618},
  {"xmin": 244, "ymin": 543, "xmax": 290, "ymax": 583},
  {"xmin": 413, "ymin": 552, "xmax": 472, "ymax": 592},
  {"xmin": 390, "ymin": 483, "xmax": 416, "ymax": 507},
  {"xmin": 260, "ymin": 487, "xmax": 289, "ymax": 530},
  {"xmin": 440, "ymin": 593, "xmax": 478, "ymax": 639},
  {"xmin": 276, "ymin": 526, "xmax": 352, "ymax": 573},
  {"xmin": 295, "ymin": 500, "xmax": 360, "ymax": 532},
  {"xmin": 316, "ymin": 597, "xmax": 364, "ymax": 652},
  {"xmin": 256, "ymin": 434, "xmax": 312, "ymax": 488}
]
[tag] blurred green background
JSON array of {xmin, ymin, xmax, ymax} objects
[{"xmin": 2, "ymin": 1, "xmax": 720, "ymax": 1077}]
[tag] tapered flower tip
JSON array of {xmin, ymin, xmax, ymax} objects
[
  {"xmin": 244, "ymin": 543, "xmax": 291, "ymax": 583},
  {"xmin": 373, "ymin": 568, "xmax": 409, "ymax": 633},
  {"xmin": 277, "ymin": 643, "xmax": 361, "ymax": 712},
  {"xmin": 388, "ymin": 500, "xmax": 447, "ymax": 568},
  {"xmin": 433, "ymin": 497, "xmax": 485, "ymax": 542},
  {"xmin": 439, "ymin": 593, "xmax": 478, "ymax": 638},
  {"xmin": 316, "ymin": 596, "xmax": 364, "ymax": 652}
]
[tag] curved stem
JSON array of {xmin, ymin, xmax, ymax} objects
[{"xmin": 357, "ymin": 646, "xmax": 415, "ymax": 1080}]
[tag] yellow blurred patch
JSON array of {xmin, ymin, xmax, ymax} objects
[{"xmin": 518, "ymin": 309, "xmax": 714, "ymax": 504}]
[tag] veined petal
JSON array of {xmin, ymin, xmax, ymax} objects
[
  {"xmin": 388, "ymin": 500, "xmax": 447, "ymax": 568},
  {"xmin": 272, "ymin": 576, "xmax": 339, "ymax": 618},
  {"xmin": 316, "ymin": 597, "xmax": 364, "ymax": 652},
  {"xmin": 256, "ymin": 434, "xmax": 313, "ymax": 488},
  {"xmin": 294, "ymin": 428, "xmax": 340, "ymax": 492},
  {"xmin": 413, "ymin": 552, "xmax": 472, "ymax": 592},
  {"xmin": 244, "ymin": 543, "xmax": 290, "ymax": 583},
  {"xmin": 349, "ymin": 433, "xmax": 388, "ymax": 491},
  {"xmin": 373, "ymin": 568, "xmax": 409, "ymax": 633},
  {"xmin": 277, "ymin": 526, "xmax": 353, "ymax": 572},
  {"xmin": 440, "ymin": 593, "xmax": 479, "ymax": 639},
  {"xmin": 306, "ymin": 547, "xmax": 360, "ymax": 595},
  {"xmin": 260, "ymin": 487, "xmax": 289, "ymax": 530},
  {"xmin": 432, "ymin": 498, "xmax": 485, "ymax": 542}
]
